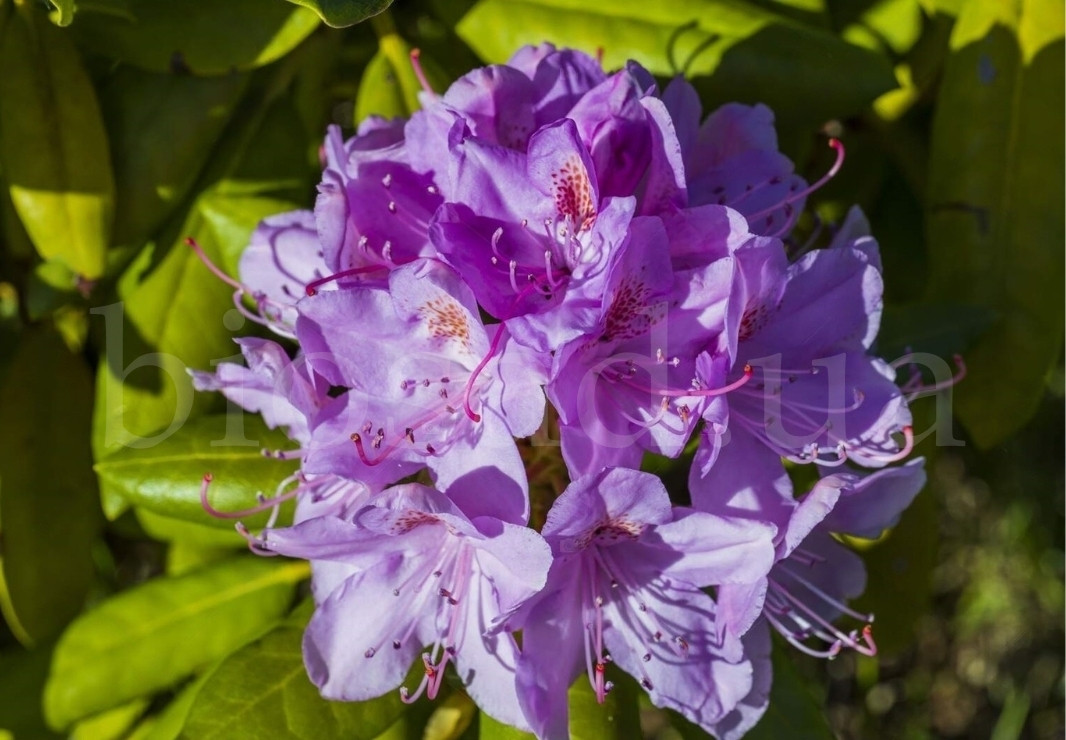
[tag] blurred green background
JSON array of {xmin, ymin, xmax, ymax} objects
[{"xmin": 0, "ymin": 0, "xmax": 1061, "ymax": 738}]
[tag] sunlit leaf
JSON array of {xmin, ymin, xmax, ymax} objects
[
  {"xmin": 94, "ymin": 414, "xmax": 298, "ymax": 530},
  {"xmin": 182, "ymin": 607, "xmax": 412, "ymax": 740},
  {"xmin": 43, "ymin": 557, "xmax": 307, "ymax": 730},
  {"xmin": 70, "ymin": 699, "xmax": 151, "ymax": 740},
  {"xmin": 0, "ymin": 327, "xmax": 101, "ymax": 646},
  {"xmin": 568, "ymin": 669, "xmax": 642, "ymax": 740},
  {"xmin": 285, "ymin": 0, "xmax": 393, "ymax": 28},
  {"xmin": 0, "ymin": 5, "xmax": 114, "ymax": 279},
  {"xmin": 47, "ymin": 0, "xmax": 75, "ymax": 26},
  {"xmin": 925, "ymin": 0, "xmax": 1065, "ymax": 447},
  {"xmin": 458, "ymin": 0, "xmax": 896, "ymax": 139}
]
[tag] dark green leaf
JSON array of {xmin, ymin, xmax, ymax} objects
[
  {"xmin": 285, "ymin": 0, "xmax": 392, "ymax": 28},
  {"xmin": 744, "ymin": 645, "xmax": 833, "ymax": 740},
  {"xmin": 878, "ymin": 302, "xmax": 997, "ymax": 360},
  {"xmin": 43, "ymin": 557, "xmax": 307, "ymax": 730},
  {"xmin": 71, "ymin": 0, "xmax": 320, "ymax": 75},
  {"xmin": 458, "ymin": 0, "xmax": 896, "ymax": 136},
  {"xmin": 925, "ymin": 0, "xmax": 1065, "ymax": 447},
  {"xmin": 99, "ymin": 67, "xmax": 250, "ymax": 249},
  {"xmin": 182, "ymin": 614, "xmax": 411, "ymax": 739},
  {"xmin": 0, "ymin": 5, "xmax": 114, "ymax": 279},
  {"xmin": 0, "ymin": 646, "xmax": 63, "ymax": 738},
  {"xmin": 94, "ymin": 414, "xmax": 298, "ymax": 530},
  {"xmin": 0, "ymin": 327, "xmax": 101, "ymax": 646}
]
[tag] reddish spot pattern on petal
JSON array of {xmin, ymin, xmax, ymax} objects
[
  {"xmin": 550, "ymin": 157, "xmax": 597, "ymax": 232},
  {"xmin": 419, "ymin": 297, "xmax": 471, "ymax": 348},
  {"xmin": 603, "ymin": 277, "xmax": 663, "ymax": 342}
]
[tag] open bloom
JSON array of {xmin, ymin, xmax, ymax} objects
[
  {"xmin": 258, "ymin": 483, "xmax": 552, "ymax": 731},
  {"xmin": 297, "ymin": 258, "xmax": 546, "ymax": 524},
  {"xmin": 690, "ymin": 211, "xmax": 912, "ymax": 503},
  {"xmin": 698, "ymin": 450, "xmax": 927, "ymax": 659},
  {"xmin": 512, "ymin": 467, "xmax": 776, "ymax": 738}
]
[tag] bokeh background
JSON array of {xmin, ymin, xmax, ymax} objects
[{"xmin": 0, "ymin": 0, "xmax": 1061, "ymax": 738}]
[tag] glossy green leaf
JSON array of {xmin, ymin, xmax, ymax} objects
[
  {"xmin": 90, "ymin": 192, "xmax": 298, "ymax": 464},
  {"xmin": 568, "ymin": 669, "xmax": 642, "ymax": 740},
  {"xmin": 356, "ymin": 48, "xmax": 420, "ymax": 121},
  {"xmin": 925, "ymin": 0, "xmax": 1065, "ymax": 447},
  {"xmin": 479, "ymin": 713, "xmax": 534, "ymax": 739},
  {"xmin": 71, "ymin": 0, "xmax": 320, "ymax": 75},
  {"xmin": 70, "ymin": 699, "xmax": 151, "ymax": 740},
  {"xmin": 0, "ymin": 327, "xmax": 101, "ymax": 646},
  {"xmin": 43, "ymin": 557, "xmax": 307, "ymax": 730},
  {"xmin": 137, "ymin": 508, "xmax": 250, "ymax": 549},
  {"xmin": 356, "ymin": 14, "xmax": 449, "ymax": 122},
  {"xmin": 99, "ymin": 67, "xmax": 250, "ymax": 249},
  {"xmin": 0, "ymin": 6, "xmax": 114, "ymax": 279},
  {"xmin": 48, "ymin": 0, "xmax": 76, "ymax": 26},
  {"xmin": 94, "ymin": 414, "xmax": 298, "ymax": 529},
  {"xmin": 182, "ymin": 612, "xmax": 410, "ymax": 739},
  {"xmin": 458, "ymin": 0, "xmax": 895, "ymax": 134},
  {"xmin": 286, "ymin": 0, "xmax": 392, "ymax": 28},
  {"xmin": 745, "ymin": 644, "xmax": 833, "ymax": 740},
  {"xmin": 143, "ymin": 673, "xmax": 211, "ymax": 740}
]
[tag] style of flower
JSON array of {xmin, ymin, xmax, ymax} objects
[{"xmin": 513, "ymin": 467, "xmax": 776, "ymax": 738}]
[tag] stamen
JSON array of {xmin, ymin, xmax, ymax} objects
[
  {"xmin": 409, "ymin": 49, "xmax": 435, "ymax": 95},
  {"xmin": 186, "ymin": 238, "xmax": 243, "ymax": 291},
  {"xmin": 305, "ymin": 265, "xmax": 382, "ymax": 296},
  {"xmin": 746, "ymin": 139, "xmax": 846, "ymax": 221}
]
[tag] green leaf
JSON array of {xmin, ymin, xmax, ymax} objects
[
  {"xmin": 0, "ymin": 646, "xmax": 63, "ymax": 738},
  {"xmin": 356, "ymin": 48, "xmax": 420, "ymax": 121},
  {"xmin": 0, "ymin": 5, "xmax": 114, "ymax": 279},
  {"xmin": 458, "ymin": 0, "xmax": 895, "ymax": 136},
  {"xmin": 0, "ymin": 327, "xmax": 101, "ymax": 646},
  {"xmin": 744, "ymin": 644, "xmax": 833, "ymax": 740},
  {"xmin": 90, "ymin": 192, "xmax": 298, "ymax": 464},
  {"xmin": 356, "ymin": 15, "xmax": 449, "ymax": 122},
  {"xmin": 71, "ymin": 0, "xmax": 320, "ymax": 75},
  {"xmin": 567, "ymin": 669, "xmax": 642, "ymax": 740},
  {"xmin": 143, "ymin": 673, "xmax": 211, "ymax": 740},
  {"xmin": 925, "ymin": 0, "xmax": 1065, "ymax": 447},
  {"xmin": 48, "ymin": 0, "xmax": 76, "ymax": 26},
  {"xmin": 479, "ymin": 713, "xmax": 534, "ymax": 739},
  {"xmin": 99, "ymin": 67, "xmax": 250, "ymax": 249},
  {"xmin": 285, "ymin": 0, "xmax": 393, "ymax": 28},
  {"xmin": 94, "ymin": 414, "xmax": 298, "ymax": 530},
  {"xmin": 70, "ymin": 699, "xmax": 151, "ymax": 740},
  {"xmin": 43, "ymin": 557, "xmax": 307, "ymax": 730},
  {"xmin": 181, "ymin": 612, "xmax": 411, "ymax": 739},
  {"xmin": 878, "ymin": 302, "xmax": 997, "ymax": 360},
  {"xmin": 137, "ymin": 508, "xmax": 249, "ymax": 549}
]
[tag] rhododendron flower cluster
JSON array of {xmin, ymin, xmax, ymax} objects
[{"xmin": 192, "ymin": 43, "xmax": 928, "ymax": 739}]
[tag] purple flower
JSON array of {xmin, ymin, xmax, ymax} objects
[
  {"xmin": 313, "ymin": 123, "xmax": 443, "ymax": 285},
  {"xmin": 690, "ymin": 219, "xmax": 912, "ymax": 505},
  {"xmin": 257, "ymin": 482, "xmax": 552, "ymax": 732},
  {"xmin": 512, "ymin": 467, "xmax": 776, "ymax": 739},
  {"xmin": 190, "ymin": 336, "xmax": 326, "ymax": 446},
  {"xmin": 546, "ymin": 216, "xmax": 747, "ymax": 475},
  {"xmin": 296, "ymin": 259, "xmax": 547, "ymax": 524},
  {"xmin": 431, "ymin": 117, "xmax": 636, "ymax": 350},
  {"xmin": 662, "ymin": 80, "xmax": 827, "ymax": 239},
  {"xmin": 703, "ymin": 455, "xmax": 926, "ymax": 659}
]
